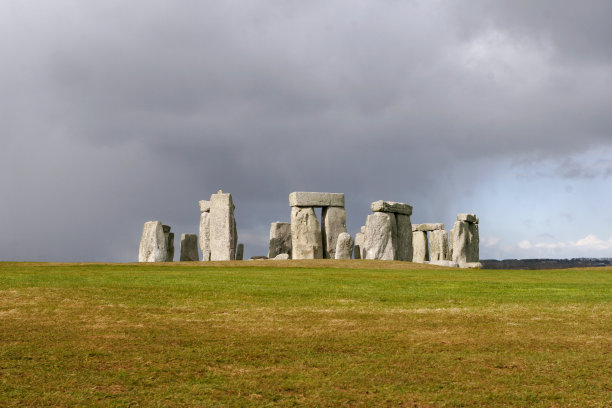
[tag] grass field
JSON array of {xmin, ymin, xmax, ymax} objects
[{"xmin": 0, "ymin": 260, "xmax": 610, "ymax": 407}]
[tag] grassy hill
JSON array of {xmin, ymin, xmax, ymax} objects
[{"xmin": 0, "ymin": 261, "xmax": 610, "ymax": 407}]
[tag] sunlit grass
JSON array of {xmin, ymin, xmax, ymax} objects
[{"xmin": 1, "ymin": 261, "xmax": 610, "ymax": 407}]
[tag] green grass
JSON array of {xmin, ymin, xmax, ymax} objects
[{"xmin": 0, "ymin": 261, "xmax": 610, "ymax": 407}]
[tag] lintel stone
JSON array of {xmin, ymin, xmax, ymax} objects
[
  {"xmin": 412, "ymin": 223, "xmax": 445, "ymax": 232},
  {"xmin": 289, "ymin": 192, "xmax": 345, "ymax": 207},
  {"xmin": 457, "ymin": 213, "xmax": 479, "ymax": 223},
  {"xmin": 370, "ymin": 200, "xmax": 413, "ymax": 215}
]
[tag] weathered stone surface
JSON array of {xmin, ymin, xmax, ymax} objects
[
  {"xmin": 457, "ymin": 213, "xmax": 479, "ymax": 223},
  {"xmin": 250, "ymin": 256, "xmax": 268, "ymax": 260},
  {"xmin": 364, "ymin": 212, "xmax": 397, "ymax": 260},
  {"xmin": 430, "ymin": 260, "xmax": 458, "ymax": 268},
  {"xmin": 209, "ymin": 190, "xmax": 237, "ymax": 261},
  {"xmin": 450, "ymin": 221, "xmax": 470, "ymax": 266},
  {"xmin": 180, "ymin": 234, "xmax": 199, "ymax": 261},
  {"xmin": 412, "ymin": 223, "xmax": 445, "ymax": 232},
  {"xmin": 465, "ymin": 262, "xmax": 483, "ymax": 269},
  {"xmin": 360, "ymin": 226, "xmax": 365, "ymax": 234},
  {"xmin": 199, "ymin": 200, "xmax": 211, "ymax": 213},
  {"xmin": 268, "ymin": 222, "xmax": 292, "ymax": 259},
  {"xmin": 353, "ymin": 232, "xmax": 364, "ymax": 259},
  {"xmin": 167, "ymin": 232, "xmax": 175, "ymax": 262},
  {"xmin": 289, "ymin": 192, "xmax": 345, "ymax": 207},
  {"xmin": 429, "ymin": 229, "xmax": 449, "ymax": 261},
  {"xmin": 291, "ymin": 207, "xmax": 323, "ymax": 259},
  {"xmin": 335, "ymin": 232, "xmax": 353, "ymax": 260},
  {"xmin": 396, "ymin": 213, "xmax": 413, "ymax": 262},
  {"xmin": 370, "ymin": 200, "xmax": 413, "ymax": 216},
  {"xmin": 412, "ymin": 231, "xmax": 429, "ymax": 263},
  {"xmin": 235, "ymin": 243, "xmax": 244, "ymax": 261},
  {"xmin": 138, "ymin": 221, "xmax": 168, "ymax": 262},
  {"xmin": 162, "ymin": 225, "xmax": 171, "ymax": 233},
  {"xmin": 199, "ymin": 212, "xmax": 211, "ymax": 261},
  {"xmin": 468, "ymin": 223, "xmax": 479, "ymax": 262},
  {"xmin": 321, "ymin": 207, "xmax": 347, "ymax": 259},
  {"xmin": 274, "ymin": 253, "xmax": 290, "ymax": 260}
]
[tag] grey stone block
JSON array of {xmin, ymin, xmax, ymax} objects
[
  {"xmin": 209, "ymin": 190, "xmax": 237, "ymax": 261},
  {"xmin": 321, "ymin": 206, "xmax": 347, "ymax": 259},
  {"xmin": 138, "ymin": 221, "xmax": 168, "ymax": 262},
  {"xmin": 268, "ymin": 222, "xmax": 292, "ymax": 259},
  {"xmin": 291, "ymin": 206, "xmax": 323, "ymax": 259},
  {"xmin": 289, "ymin": 192, "xmax": 345, "ymax": 207},
  {"xmin": 396, "ymin": 213, "xmax": 413, "ymax": 262},
  {"xmin": 335, "ymin": 232, "xmax": 353, "ymax": 260},
  {"xmin": 412, "ymin": 231, "xmax": 429, "ymax": 263},
  {"xmin": 364, "ymin": 212, "xmax": 397, "ymax": 260},
  {"xmin": 370, "ymin": 200, "xmax": 413, "ymax": 215},
  {"xmin": 180, "ymin": 234, "xmax": 199, "ymax": 261},
  {"xmin": 412, "ymin": 223, "xmax": 445, "ymax": 232}
]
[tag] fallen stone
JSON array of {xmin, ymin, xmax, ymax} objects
[
  {"xmin": 429, "ymin": 229, "xmax": 449, "ymax": 261},
  {"xmin": 138, "ymin": 221, "xmax": 168, "ymax": 262},
  {"xmin": 335, "ymin": 232, "xmax": 353, "ymax": 259},
  {"xmin": 180, "ymin": 234, "xmax": 199, "ymax": 261},
  {"xmin": 199, "ymin": 200, "xmax": 211, "ymax": 213},
  {"xmin": 364, "ymin": 212, "xmax": 397, "ymax": 260},
  {"xmin": 274, "ymin": 253, "xmax": 290, "ymax": 260},
  {"xmin": 289, "ymin": 192, "xmax": 345, "ymax": 207},
  {"xmin": 465, "ymin": 262, "xmax": 483, "ymax": 269},
  {"xmin": 235, "ymin": 243, "xmax": 244, "ymax": 261},
  {"xmin": 412, "ymin": 231, "xmax": 429, "ymax": 263},
  {"xmin": 353, "ymin": 232, "xmax": 364, "ymax": 259},
  {"xmin": 250, "ymin": 256, "xmax": 269, "ymax": 260},
  {"xmin": 457, "ymin": 213, "xmax": 479, "ymax": 223},
  {"xmin": 321, "ymin": 207, "xmax": 347, "ymax": 259},
  {"xmin": 370, "ymin": 200, "xmax": 413, "ymax": 216},
  {"xmin": 291, "ymin": 207, "xmax": 323, "ymax": 259},
  {"xmin": 412, "ymin": 223, "xmax": 445, "ymax": 232},
  {"xmin": 395, "ymin": 213, "xmax": 413, "ymax": 261},
  {"xmin": 268, "ymin": 222, "xmax": 292, "ymax": 259},
  {"xmin": 199, "ymin": 212, "xmax": 211, "ymax": 261},
  {"xmin": 430, "ymin": 260, "xmax": 458, "ymax": 267}
]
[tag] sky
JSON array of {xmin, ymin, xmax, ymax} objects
[{"xmin": 2, "ymin": 0, "xmax": 612, "ymax": 262}]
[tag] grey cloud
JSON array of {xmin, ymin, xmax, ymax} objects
[{"xmin": 1, "ymin": 1, "xmax": 612, "ymax": 260}]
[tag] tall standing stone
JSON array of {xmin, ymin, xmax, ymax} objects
[
  {"xmin": 180, "ymin": 234, "xmax": 199, "ymax": 261},
  {"xmin": 321, "ymin": 207, "xmax": 347, "ymax": 259},
  {"xmin": 290, "ymin": 207, "xmax": 323, "ymax": 259},
  {"xmin": 167, "ymin": 232, "xmax": 175, "ymax": 262},
  {"xmin": 199, "ymin": 212, "xmax": 211, "ymax": 261},
  {"xmin": 360, "ymin": 226, "xmax": 367, "ymax": 259},
  {"xmin": 429, "ymin": 229, "xmax": 449, "ymax": 261},
  {"xmin": 450, "ymin": 220, "xmax": 470, "ymax": 266},
  {"xmin": 138, "ymin": 221, "xmax": 168, "ymax": 262},
  {"xmin": 335, "ymin": 232, "xmax": 354, "ymax": 259},
  {"xmin": 209, "ymin": 190, "xmax": 237, "ymax": 261},
  {"xmin": 395, "ymin": 214, "xmax": 413, "ymax": 262},
  {"xmin": 412, "ymin": 230, "xmax": 429, "ymax": 263},
  {"xmin": 235, "ymin": 243, "xmax": 244, "ymax": 261},
  {"xmin": 468, "ymin": 223, "xmax": 479, "ymax": 262},
  {"xmin": 268, "ymin": 222, "xmax": 292, "ymax": 258},
  {"xmin": 364, "ymin": 212, "xmax": 397, "ymax": 260}
]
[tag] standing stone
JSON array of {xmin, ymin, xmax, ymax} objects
[
  {"xmin": 335, "ymin": 232, "xmax": 354, "ymax": 259},
  {"xmin": 395, "ymin": 214, "xmax": 413, "ymax": 262},
  {"xmin": 353, "ymin": 232, "xmax": 364, "ymax": 259},
  {"xmin": 321, "ymin": 206, "xmax": 347, "ymax": 259},
  {"xmin": 364, "ymin": 212, "xmax": 397, "ymax": 260},
  {"xmin": 289, "ymin": 192, "xmax": 345, "ymax": 207},
  {"xmin": 167, "ymin": 232, "xmax": 175, "ymax": 262},
  {"xmin": 290, "ymin": 207, "xmax": 323, "ymax": 259},
  {"xmin": 199, "ymin": 212, "xmax": 211, "ymax": 261},
  {"xmin": 360, "ymin": 226, "xmax": 367, "ymax": 259},
  {"xmin": 162, "ymin": 225, "xmax": 172, "ymax": 262},
  {"xmin": 138, "ymin": 221, "xmax": 168, "ymax": 262},
  {"xmin": 450, "ymin": 221, "xmax": 470, "ymax": 266},
  {"xmin": 235, "ymin": 243, "xmax": 244, "ymax": 261},
  {"xmin": 412, "ymin": 231, "xmax": 429, "ymax": 263},
  {"xmin": 180, "ymin": 234, "xmax": 199, "ymax": 261},
  {"xmin": 468, "ymin": 223, "xmax": 479, "ymax": 262},
  {"xmin": 429, "ymin": 229, "xmax": 449, "ymax": 261},
  {"xmin": 268, "ymin": 222, "xmax": 292, "ymax": 258},
  {"xmin": 209, "ymin": 190, "xmax": 237, "ymax": 261}
]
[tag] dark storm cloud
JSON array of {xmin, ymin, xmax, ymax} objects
[{"xmin": 1, "ymin": 1, "xmax": 612, "ymax": 260}]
